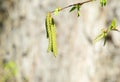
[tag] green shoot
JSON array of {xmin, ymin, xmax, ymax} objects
[
  {"xmin": 100, "ymin": 0, "xmax": 107, "ymax": 7},
  {"xmin": 94, "ymin": 19, "xmax": 119, "ymax": 45},
  {"xmin": 94, "ymin": 28, "xmax": 107, "ymax": 45}
]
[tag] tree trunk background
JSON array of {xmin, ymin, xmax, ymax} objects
[{"xmin": 0, "ymin": 0, "xmax": 120, "ymax": 82}]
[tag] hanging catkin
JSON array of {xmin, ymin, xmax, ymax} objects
[
  {"xmin": 46, "ymin": 13, "xmax": 52, "ymax": 52},
  {"xmin": 51, "ymin": 19, "xmax": 57, "ymax": 56},
  {"xmin": 45, "ymin": 12, "xmax": 57, "ymax": 57}
]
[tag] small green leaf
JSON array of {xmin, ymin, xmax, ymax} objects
[
  {"xmin": 108, "ymin": 19, "xmax": 119, "ymax": 32},
  {"xmin": 76, "ymin": 5, "xmax": 80, "ymax": 17},
  {"xmin": 70, "ymin": 5, "xmax": 81, "ymax": 17},
  {"xmin": 110, "ymin": 19, "xmax": 116, "ymax": 30},
  {"xmin": 54, "ymin": 8, "xmax": 61, "ymax": 16},
  {"xmin": 111, "ymin": 19, "xmax": 116, "ymax": 28},
  {"xmin": 76, "ymin": 5, "xmax": 80, "ymax": 11},
  {"xmin": 100, "ymin": 0, "xmax": 107, "ymax": 7},
  {"xmin": 94, "ymin": 32, "xmax": 104, "ymax": 43},
  {"xmin": 94, "ymin": 29, "xmax": 107, "ymax": 43},
  {"xmin": 77, "ymin": 11, "xmax": 80, "ymax": 17},
  {"xmin": 69, "ymin": 6, "xmax": 76, "ymax": 12},
  {"xmin": 111, "ymin": 19, "xmax": 120, "ymax": 32},
  {"xmin": 103, "ymin": 36, "xmax": 107, "ymax": 46}
]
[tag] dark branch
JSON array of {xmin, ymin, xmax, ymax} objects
[{"xmin": 50, "ymin": 0, "xmax": 94, "ymax": 13}]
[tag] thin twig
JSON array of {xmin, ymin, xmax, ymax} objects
[{"xmin": 50, "ymin": 0, "xmax": 94, "ymax": 13}]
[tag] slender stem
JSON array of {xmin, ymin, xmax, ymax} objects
[{"xmin": 50, "ymin": 0, "xmax": 94, "ymax": 13}]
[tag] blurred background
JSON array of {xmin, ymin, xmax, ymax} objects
[{"xmin": 0, "ymin": 0, "xmax": 120, "ymax": 82}]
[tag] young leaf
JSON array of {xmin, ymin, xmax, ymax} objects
[
  {"xmin": 94, "ymin": 32, "xmax": 104, "ymax": 43},
  {"xmin": 70, "ymin": 5, "xmax": 81, "ymax": 17},
  {"xmin": 103, "ymin": 31, "xmax": 107, "ymax": 45},
  {"xmin": 54, "ymin": 8, "xmax": 61, "ymax": 16},
  {"xmin": 111, "ymin": 19, "xmax": 116, "ymax": 28},
  {"xmin": 108, "ymin": 19, "xmax": 120, "ymax": 32},
  {"xmin": 77, "ymin": 11, "xmax": 80, "ymax": 17},
  {"xmin": 110, "ymin": 19, "xmax": 120, "ymax": 31},
  {"xmin": 69, "ymin": 6, "xmax": 76, "ymax": 12},
  {"xmin": 94, "ymin": 29, "xmax": 107, "ymax": 43},
  {"xmin": 109, "ymin": 19, "xmax": 116, "ymax": 30},
  {"xmin": 76, "ymin": 5, "xmax": 80, "ymax": 17},
  {"xmin": 100, "ymin": 0, "xmax": 107, "ymax": 7},
  {"xmin": 103, "ymin": 36, "xmax": 107, "ymax": 46},
  {"xmin": 76, "ymin": 4, "xmax": 80, "ymax": 11}
]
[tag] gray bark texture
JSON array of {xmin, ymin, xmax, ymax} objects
[{"xmin": 0, "ymin": 0, "xmax": 120, "ymax": 82}]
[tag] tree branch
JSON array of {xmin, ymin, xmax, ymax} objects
[{"xmin": 50, "ymin": 0, "xmax": 94, "ymax": 13}]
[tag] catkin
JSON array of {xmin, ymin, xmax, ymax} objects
[
  {"xmin": 46, "ymin": 13, "xmax": 52, "ymax": 52},
  {"xmin": 46, "ymin": 12, "xmax": 51, "ymax": 38},
  {"xmin": 51, "ymin": 19, "xmax": 57, "ymax": 56},
  {"xmin": 45, "ymin": 12, "xmax": 57, "ymax": 56}
]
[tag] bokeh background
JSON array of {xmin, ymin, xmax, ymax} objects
[{"xmin": 0, "ymin": 0, "xmax": 120, "ymax": 82}]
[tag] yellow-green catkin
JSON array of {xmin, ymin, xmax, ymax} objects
[
  {"xmin": 45, "ymin": 12, "xmax": 57, "ymax": 56},
  {"xmin": 46, "ymin": 12, "xmax": 51, "ymax": 38},
  {"xmin": 51, "ymin": 19, "xmax": 57, "ymax": 56},
  {"xmin": 46, "ymin": 13, "xmax": 52, "ymax": 52}
]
